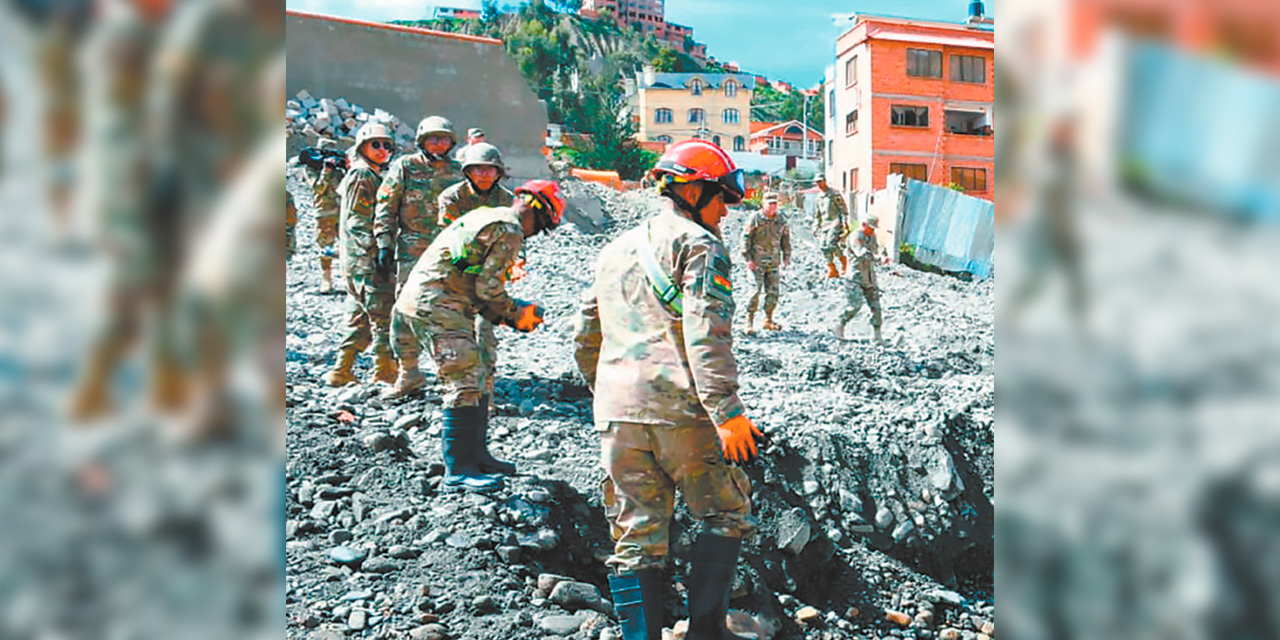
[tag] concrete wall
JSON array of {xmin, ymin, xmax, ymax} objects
[{"xmin": 286, "ymin": 11, "xmax": 550, "ymax": 180}]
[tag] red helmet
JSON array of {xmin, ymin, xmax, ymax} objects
[
  {"xmin": 650, "ymin": 139, "xmax": 745, "ymax": 204},
  {"xmin": 515, "ymin": 179, "xmax": 566, "ymax": 227}
]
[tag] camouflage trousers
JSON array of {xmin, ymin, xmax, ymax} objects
[
  {"xmin": 819, "ymin": 223, "xmax": 846, "ymax": 263},
  {"xmin": 599, "ymin": 420, "xmax": 755, "ymax": 573},
  {"xmin": 392, "ymin": 308, "xmax": 490, "ymax": 408},
  {"xmin": 395, "ymin": 231, "xmax": 435, "ymax": 289},
  {"xmin": 839, "ymin": 270, "xmax": 882, "ymax": 329},
  {"xmin": 315, "ymin": 214, "xmax": 338, "ymax": 249},
  {"xmin": 338, "ymin": 272, "xmax": 394, "ymax": 358},
  {"xmin": 747, "ymin": 264, "xmax": 781, "ymax": 315}
]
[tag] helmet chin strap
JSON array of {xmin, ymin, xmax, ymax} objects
[{"xmin": 660, "ymin": 176, "xmax": 718, "ymax": 232}]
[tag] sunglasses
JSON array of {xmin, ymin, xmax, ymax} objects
[{"xmin": 367, "ymin": 140, "xmax": 391, "ymax": 151}]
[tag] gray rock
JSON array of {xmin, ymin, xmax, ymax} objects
[
  {"xmin": 394, "ymin": 412, "xmax": 421, "ymax": 430},
  {"xmin": 341, "ymin": 589, "xmax": 373, "ymax": 602},
  {"xmin": 328, "ymin": 545, "xmax": 366, "ymax": 565},
  {"xmin": 310, "ymin": 500, "xmax": 337, "ymax": 519},
  {"xmin": 539, "ymin": 614, "xmax": 583, "ymax": 635},
  {"xmin": 388, "ymin": 544, "xmax": 418, "ymax": 559},
  {"xmin": 347, "ymin": 609, "xmax": 366, "ymax": 631},
  {"xmin": 445, "ymin": 532, "xmax": 473, "ymax": 549},
  {"xmin": 549, "ymin": 580, "xmax": 603, "ymax": 612},
  {"xmin": 408, "ymin": 623, "xmax": 449, "ymax": 640},
  {"xmin": 330, "ymin": 529, "xmax": 353, "ymax": 545},
  {"xmin": 777, "ymin": 507, "xmax": 812, "ymax": 555},
  {"xmin": 297, "ymin": 480, "xmax": 315, "ymax": 504},
  {"xmin": 892, "ymin": 519, "xmax": 915, "ymax": 543},
  {"xmin": 472, "ymin": 594, "xmax": 497, "ymax": 613},
  {"xmin": 926, "ymin": 447, "xmax": 964, "ymax": 499},
  {"xmin": 875, "ymin": 505, "xmax": 895, "ymax": 528},
  {"xmin": 361, "ymin": 556, "xmax": 397, "ymax": 574},
  {"xmin": 537, "ymin": 573, "xmax": 574, "ymax": 597},
  {"xmin": 497, "ymin": 545, "xmax": 522, "ymax": 563}
]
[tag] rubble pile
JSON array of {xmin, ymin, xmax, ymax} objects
[
  {"xmin": 286, "ymin": 176, "xmax": 994, "ymax": 639},
  {"xmin": 286, "ymin": 90, "xmax": 418, "ymax": 154}
]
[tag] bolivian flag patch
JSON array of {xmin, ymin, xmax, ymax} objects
[{"xmin": 705, "ymin": 270, "xmax": 733, "ymax": 303}]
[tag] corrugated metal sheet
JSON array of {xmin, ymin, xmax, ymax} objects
[
  {"xmin": 1122, "ymin": 42, "xmax": 1280, "ymax": 221},
  {"xmin": 899, "ymin": 178, "xmax": 995, "ymax": 279}
]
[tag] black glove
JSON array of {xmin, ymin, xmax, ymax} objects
[{"xmin": 376, "ymin": 247, "xmax": 395, "ymax": 281}]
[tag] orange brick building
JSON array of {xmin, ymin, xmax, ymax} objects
[{"xmin": 825, "ymin": 14, "xmax": 994, "ymax": 204}]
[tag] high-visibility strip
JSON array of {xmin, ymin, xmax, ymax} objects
[{"xmin": 637, "ymin": 222, "xmax": 683, "ymax": 316}]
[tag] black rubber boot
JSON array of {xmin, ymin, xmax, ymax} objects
[
  {"xmin": 441, "ymin": 406, "xmax": 503, "ymax": 493},
  {"xmin": 685, "ymin": 534, "xmax": 752, "ymax": 640},
  {"xmin": 609, "ymin": 568, "xmax": 665, "ymax": 640},
  {"xmin": 474, "ymin": 395, "xmax": 516, "ymax": 475}
]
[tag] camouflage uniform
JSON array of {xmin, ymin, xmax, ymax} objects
[
  {"xmin": 741, "ymin": 210, "xmax": 791, "ymax": 320},
  {"xmin": 435, "ymin": 181, "xmax": 516, "ymax": 396},
  {"xmin": 337, "ymin": 155, "xmax": 395, "ymax": 364},
  {"xmin": 813, "ymin": 185, "xmax": 849, "ymax": 263},
  {"xmin": 839, "ymin": 226, "xmax": 883, "ymax": 331},
  {"xmin": 392, "ymin": 206, "xmax": 526, "ymax": 409},
  {"xmin": 305, "ymin": 144, "xmax": 342, "ymax": 276},
  {"xmin": 573, "ymin": 201, "xmax": 755, "ymax": 573},
  {"xmin": 374, "ymin": 151, "xmax": 463, "ymax": 287}
]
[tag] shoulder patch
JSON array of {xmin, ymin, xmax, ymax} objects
[{"xmin": 703, "ymin": 255, "xmax": 733, "ymax": 303}]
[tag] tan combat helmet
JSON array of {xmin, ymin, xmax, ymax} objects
[
  {"xmin": 459, "ymin": 142, "xmax": 506, "ymax": 178},
  {"xmin": 416, "ymin": 116, "xmax": 457, "ymax": 151},
  {"xmin": 354, "ymin": 122, "xmax": 393, "ymax": 156}
]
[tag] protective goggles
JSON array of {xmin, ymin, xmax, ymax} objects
[{"xmin": 666, "ymin": 168, "xmax": 745, "ymax": 204}]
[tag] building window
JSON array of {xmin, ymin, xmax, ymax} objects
[
  {"xmin": 656, "ymin": 135, "xmax": 672, "ymax": 144},
  {"xmin": 733, "ymin": 135, "xmax": 744, "ymax": 151},
  {"xmin": 690, "ymin": 79, "xmax": 702, "ymax": 95},
  {"xmin": 891, "ymin": 105, "xmax": 929, "ymax": 127},
  {"xmin": 654, "ymin": 108, "xmax": 672, "ymax": 123},
  {"xmin": 890, "ymin": 162, "xmax": 928, "ymax": 182},
  {"xmin": 688, "ymin": 108, "xmax": 704, "ymax": 123},
  {"xmin": 845, "ymin": 109, "xmax": 858, "ymax": 136},
  {"xmin": 951, "ymin": 167, "xmax": 987, "ymax": 192},
  {"xmin": 944, "ymin": 109, "xmax": 991, "ymax": 136},
  {"xmin": 711, "ymin": 135, "xmax": 722, "ymax": 148},
  {"xmin": 907, "ymin": 49, "xmax": 942, "ymax": 78},
  {"xmin": 828, "ymin": 89, "xmax": 835, "ymax": 118},
  {"xmin": 845, "ymin": 55, "xmax": 857, "ymax": 86},
  {"xmin": 724, "ymin": 81, "xmax": 737, "ymax": 97},
  {"xmin": 722, "ymin": 108, "xmax": 739, "ymax": 124},
  {"xmin": 850, "ymin": 168, "xmax": 859, "ymax": 191},
  {"xmin": 951, "ymin": 55, "xmax": 986, "ymax": 83}
]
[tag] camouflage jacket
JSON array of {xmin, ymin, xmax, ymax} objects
[
  {"xmin": 307, "ymin": 164, "xmax": 341, "ymax": 217},
  {"xmin": 848, "ymin": 226, "xmax": 881, "ymax": 281},
  {"xmin": 393, "ymin": 206, "xmax": 524, "ymax": 326},
  {"xmin": 337, "ymin": 156, "xmax": 386, "ymax": 278},
  {"xmin": 438, "ymin": 180, "xmax": 514, "ymax": 227},
  {"xmin": 573, "ymin": 200, "xmax": 745, "ymax": 427},
  {"xmin": 374, "ymin": 152, "xmax": 462, "ymax": 249},
  {"xmin": 742, "ymin": 211, "xmax": 791, "ymax": 267},
  {"xmin": 813, "ymin": 186, "xmax": 849, "ymax": 232}
]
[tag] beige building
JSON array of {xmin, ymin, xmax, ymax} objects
[{"xmin": 631, "ymin": 67, "xmax": 755, "ymax": 151}]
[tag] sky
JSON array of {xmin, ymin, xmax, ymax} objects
[{"xmin": 284, "ymin": 0, "xmax": 981, "ymax": 86}]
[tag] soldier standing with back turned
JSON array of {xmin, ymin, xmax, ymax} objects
[{"xmin": 574, "ymin": 139, "xmax": 762, "ymax": 640}]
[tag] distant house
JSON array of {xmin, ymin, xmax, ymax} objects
[
  {"xmin": 631, "ymin": 66, "xmax": 755, "ymax": 151},
  {"xmin": 749, "ymin": 120, "xmax": 823, "ymax": 160},
  {"xmin": 580, "ymin": 0, "xmax": 707, "ymax": 63}
]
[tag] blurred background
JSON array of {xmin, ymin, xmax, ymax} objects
[
  {"xmin": 0, "ymin": 0, "xmax": 283, "ymax": 638},
  {"xmin": 996, "ymin": 0, "xmax": 1280, "ymax": 638}
]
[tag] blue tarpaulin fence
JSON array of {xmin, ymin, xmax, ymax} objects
[{"xmin": 898, "ymin": 178, "xmax": 995, "ymax": 279}]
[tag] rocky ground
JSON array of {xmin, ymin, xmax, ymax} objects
[{"xmin": 285, "ymin": 178, "xmax": 995, "ymax": 640}]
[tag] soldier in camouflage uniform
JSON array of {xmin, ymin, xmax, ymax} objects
[
  {"xmin": 391, "ymin": 180, "xmax": 565, "ymax": 492},
  {"xmin": 574, "ymin": 140, "xmax": 761, "ymax": 640},
  {"xmin": 813, "ymin": 175, "xmax": 850, "ymax": 278},
  {"xmin": 305, "ymin": 137, "xmax": 344, "ymax": 292},
  {"xmin": 382, "ymin": 142, "xmax": 514, "ymax": 399},
  {"xmin": 374, "ymin": 115, "xmax": 463, "ymax": 288},
  {"xmin": 741, "ymin": 192, "xmax": 791, "ymax": 333},
  {"xmin": 325, "ymin": 123, "xmax": 398, "ymax": 387},
  {"xmin": 835, "ymin": 213, "xmax": 885, "ymax": 344}
]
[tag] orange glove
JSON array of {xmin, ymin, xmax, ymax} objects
[
  {"xmin": 513, "ymin": 302, "xmax": 544, "ymax": 332},
  {"xmin": 508, "ymin": 258, "xmax": 528, "ymax": 282},
  {"xmin": 715, "ymin": 415, "xmax": 763, "ymax": 464}
]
